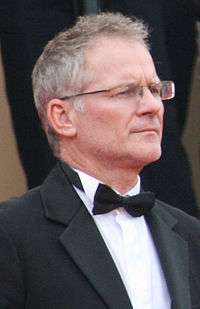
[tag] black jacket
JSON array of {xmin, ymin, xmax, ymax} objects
[{"xmin": 0, "ymin": 162, "xmax": 200, "ymax": 308}]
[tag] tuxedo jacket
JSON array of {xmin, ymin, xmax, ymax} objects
[{"xmin": 0, "ymin": 162, "xmax": 200, "ymax": 309}]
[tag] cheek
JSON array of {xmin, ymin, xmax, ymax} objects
[
  {"xmin": 160, "ymin": 103, "xmax": 164, "ymax": 118},
  {"xmin": 92, "ymin": 107, "xmax": 129, "ymax": 133},
  {"xmin": 80, "ymin": 101, "xmax": 135, "ymax": 144},
  {"xmin": 75, "ymin": 110, "xmax": 112, "ymax": 141}
]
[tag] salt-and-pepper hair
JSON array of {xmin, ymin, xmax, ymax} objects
[{"xmin": 32, "ymin": 12, "xmax": 149, "ymax": 155}]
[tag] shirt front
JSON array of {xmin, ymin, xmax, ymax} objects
[{"xmin": 73, "ymin": 169, "xmax": 171, "ymax": 309}]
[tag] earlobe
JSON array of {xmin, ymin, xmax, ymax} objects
[{"xmin": 47, "ymin": 99, "xmax": 77, "ymax": 137}]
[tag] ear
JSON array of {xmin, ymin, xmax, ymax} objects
[{"xmin": 47, "ymin": 99, "xmax": 77, "ymax": 137}]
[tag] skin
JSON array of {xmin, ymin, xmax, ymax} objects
[{"xmin": 47, "ymin": 37, "xmax": 164, "ymax": 193}]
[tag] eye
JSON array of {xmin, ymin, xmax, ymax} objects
[
  {"xmin": 149, "ymin": 84, "xmax": 161, "ymax": 97},
  {"xmin": 110, "ymin": 85, "xmax": 138, "ymax": 98},
  {"xmin": 116, "ymin": 89, "xmax": 131, "ymax": 97}
]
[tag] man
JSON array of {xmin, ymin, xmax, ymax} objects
[
  {"xmin": 0, "ymin": 13, "xmax": 200, "ymax": 309},
  {"xmin": 1, "ymin": 1, "xmax": 198, "ymax": 216}
]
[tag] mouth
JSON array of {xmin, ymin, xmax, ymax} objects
[{"xmin": 131, "ymin": 128, "xmax": 160, "ymax": 134}]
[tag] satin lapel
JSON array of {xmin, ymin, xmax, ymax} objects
[
  {"xmin": 146, "ymin": 202, "xmax": 191, "ymax": 309},
  {"xmin": 60, "ymin": 206, "xmax": 132, "ymax": 309},
  {"xmin": 40, "ymin": 164, "xmax": 132, "ymax": 309}
]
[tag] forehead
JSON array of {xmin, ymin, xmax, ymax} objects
[{"xmin": 85, "ymin": 37, "xmax": 158, "ymax": 87}]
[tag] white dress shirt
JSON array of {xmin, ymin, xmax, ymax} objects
[{"xmin": 73, "ymin": 169, "xmax": 171, "ymax": 309}]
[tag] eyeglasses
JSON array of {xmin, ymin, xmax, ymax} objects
[{"xmin": 59, "ymin": 80, "xmax": 175, "ymax": 101}]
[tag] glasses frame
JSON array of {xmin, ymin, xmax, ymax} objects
[{"xmin": 59, "ymin": 80, "xmax": 175, "ymax": 101}]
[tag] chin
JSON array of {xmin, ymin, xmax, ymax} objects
[
  {"xmin": 146, "ymin": 149, "xmax": 161, "ymax": 164},
  {"xmin": 132, "ymin": 145, "xmax": 162, "ymax": 168}
]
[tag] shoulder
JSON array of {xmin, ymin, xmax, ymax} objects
[
  {"xmin": 0, "ymin": 164, "xmax": 60, "ymax": 224},
  {"xmin": 0, "ymin": 186, "xmax": 43, "ymax": 235},
  {"xmin": 0, "ymin": 186, "xmax": 41, "ymax": 213}
]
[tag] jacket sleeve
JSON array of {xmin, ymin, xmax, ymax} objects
[{"xmin": 0, "ymin": 225, "xmax": 25, "ymax": 308}]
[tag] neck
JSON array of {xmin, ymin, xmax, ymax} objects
[{"xmin": 60, "ymin": 151, "xmax": 141, "ymax": 194}]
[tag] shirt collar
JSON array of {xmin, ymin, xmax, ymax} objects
[{"xmin": 73, "ymin": 168, "xmax": 141, "ymax": 205}]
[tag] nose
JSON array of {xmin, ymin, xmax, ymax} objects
[{"xmin": 137, "ymin": 87, "xmax": 163, "ymax": 115}]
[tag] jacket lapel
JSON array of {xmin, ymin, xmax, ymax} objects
[
  {"xmin": 146, "ymin": 202, "xmax": 191, "ymax": 309},
  {"xmin": 60, "ymin": 206, "xmax": 132, "ymax": 309},
  {"xmin": 40, "ymin": 163, "xmax": 132, "ymax": 309}
]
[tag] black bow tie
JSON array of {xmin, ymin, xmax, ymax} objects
[{"xmin": 93, "ymin": 183, "xmax": 155, "ymax": 217}]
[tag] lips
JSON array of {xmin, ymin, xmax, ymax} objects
[{"xmin": 131, "ymin": 127, "xmax": 160, "ymax": 134}]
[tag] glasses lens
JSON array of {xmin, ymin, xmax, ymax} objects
[{"xmin": 160, "ymin": 81, "xmax": 175, "ymax": 100}]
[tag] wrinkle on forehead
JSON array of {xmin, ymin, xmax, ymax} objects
[{"xmin": 84, "ymin": 37, "xmax": 159, "ymax": 90}]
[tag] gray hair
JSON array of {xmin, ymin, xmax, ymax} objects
[{"xmin": 32, "ymin": 12, "xmax": 149, "ymax": 155}]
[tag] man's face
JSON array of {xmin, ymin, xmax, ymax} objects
[{"xmin": 71, "ymin": 37, "xmax": 164, "ymax": 171}]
